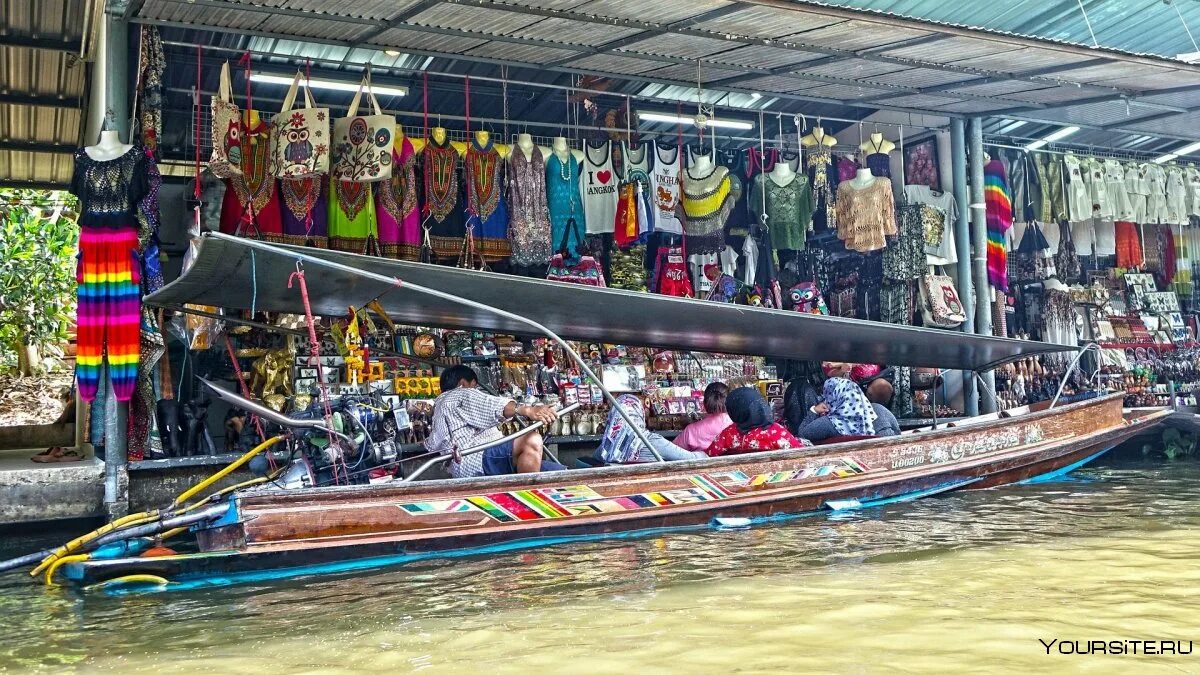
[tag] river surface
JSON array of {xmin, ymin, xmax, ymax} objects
[{"xmin": 0, "ymin": 456, "xmax": 1197, "ymax": 673}]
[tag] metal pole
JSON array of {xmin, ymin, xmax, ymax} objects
[
  {"xmin": 968, "ymin": 117, "xmax": 996, "ymax": 413},
  {"xmin": 207, "ymin": 233, "xmax": 667, "ymax": 461},
  {"xmin": 951, "ymin": 118, "xmax": 978, "ymax": 417},
  {"xmin": 102, "ymin": 9, "xmax": 131, "ymax": 519}
]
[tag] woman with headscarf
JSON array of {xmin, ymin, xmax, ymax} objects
[
  {"xmin": 705, "ymin": 387, "xmax": 808, "ymax": 457},
  {"xmin": 796, "ymin": 362, "xmax": 894, "ymax": 441},
  {"xmin": 595, "ymin": 394, "xmax": 707, "ymax": 464}
]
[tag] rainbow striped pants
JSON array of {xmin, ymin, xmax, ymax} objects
[{"xmin": 77, "ymin": 227, "xmax": 140, "ymax": 402}]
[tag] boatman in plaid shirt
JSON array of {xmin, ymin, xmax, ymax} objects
[{"xmin": 426, "ymin": 365, "xmax": 559, "ymax": 478}]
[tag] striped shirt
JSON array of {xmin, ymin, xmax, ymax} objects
[{"xmin": 425, "ymin": 387, "xmax": 513, "ymax": 478}]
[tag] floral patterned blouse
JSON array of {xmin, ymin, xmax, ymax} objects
[{"xmin": 705, "ymin": 423, "xmax": 809, "ymax": 457}]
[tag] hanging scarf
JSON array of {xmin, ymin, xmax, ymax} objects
[
  {"xmin": 984, "ymin": 159, "xmax": 1013, "ymax": 293},
  {"xmin": 726, "ymin": 387, "xmax": 773, "ymax": 434},
  {"xmin": 822, "ymin": 376, "xmax": 877, "ymax": 436},
  {"xmin": 596, "ymin": 394, "xmax": 648, "ymax": 464}
]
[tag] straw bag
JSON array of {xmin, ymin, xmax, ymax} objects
[
  {"xmin": 331, "ymin": 74, "xmax": 395, "ymax": 183},
  {"xmin": 209, "ymin": 62, "xmax": 243, "ymax": 179},
  {"xmin": 920, "ymin": 266, "xmax": 966, "ymax": 328},
  {"xmin": 273, "ymin": 71, "xmax": 330, "ymax": 179}
]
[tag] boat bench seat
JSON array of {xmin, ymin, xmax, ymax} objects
[{"xmin": 575, "ymin": 456, "xmax": 653, "ymax": 469}]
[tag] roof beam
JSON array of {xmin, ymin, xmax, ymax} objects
[
  {"xmin": 0, "ymin": 141, "xmax": 76, "ymax": 154},
  {"xmin": 356, "ymin": 0, "xmax": 447, "ymax": 45},
  {"xmin": 0, "ymin": 93, "xmax": 83, "ymax": 108},
  {"xmin": 1017, "ymin": 57, "xmax": 1109, "ymax": 78},
  {"xmin": 0, "ymin": 35, "xmax": 83, "ymax": 53}
]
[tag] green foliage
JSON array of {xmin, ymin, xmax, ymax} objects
[
  {"xmin": 0, "ymin": 189, "xmax": 78, "ymax": 371},
  {"xmin": 1145, "ymin": 427, "xmax": 1198, "ymax": 460}
]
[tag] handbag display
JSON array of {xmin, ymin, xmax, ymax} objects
[
  {"xmin": 273, "ymin": 71, "xmax": 330, "ymax": 179},
  {"xmin": 209, "ymin": 62, "xmax": 243, "ymax": 179},
  {"xmin": 920, "ymin": 266, "xmax": 967, "ymax": 328},
  {"xmin": 546, "ymin": 217, "xmax": 605, "ymax": 286},
  {"xmin": 331, "ymin": 73, "xmax": 395, "ymax": 183}
]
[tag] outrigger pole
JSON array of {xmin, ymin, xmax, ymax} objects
[{"xmin": 204, "ymin": 233, "xmax": 666, "ymax": 461}]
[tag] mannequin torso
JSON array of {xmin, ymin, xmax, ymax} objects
[
  {"xmin": 512, "ymin": 133, "xmax": 549, "ymax": 162},
  {"xmin": 85, "ymin": 129, "xmax": 135, "ymax": 161},
  {"xmin": 849, "ymin": 167, "xmax": 877, "ymax": 188},
  {"xmin": 690, "ymin": 154, "xmax": 715, "ymax": 177},
  {"xmin": 801, "ymin": 127, "xmax": 838, "ymax": 148},
  {"xmin": 768, "ymin": 160, "xmax": 795, "ymax": 186},
  {"xmin": 858, "ymin": 132, "xmax": 895, "ymax": 156},
  {"xmin": 551, "ymin": 136, "xmax": 584, "ymax": 163}
]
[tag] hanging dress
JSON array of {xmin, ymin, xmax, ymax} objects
[
  {"xmin": 70, "ymin": 146, "xmax": 150, "ymax": 403},
  {"xmin": 718, "ymin": 148, "xmax": 751, "ymax": 247},
  {"xmin": 327, "ymin": 176, "xmax": 376, "ymax": 254},
  {"xmin": 375, "ymin": 136, "xmax": 421, "ymax": 260},
  {"xmin": 219, "ymin": 111, "xmax": 283, "ymax": 239},
  {"xmin": 984, "ymin": 159, "xmax": 1014, "ymax": 293},
  {"xmin": 807, "ymin": 144, "xmax": 837, "ymax": 233},
  {"xmin": 546, "ymin": 150, "xmax": 586, "ymax": 260},
  {"xmin": 863, "ymin": 138, "xmax": 892, "ymax": 178},
  {"xmin": 1062, "ymin": 153, "xmax": 1092, "ymax": 222},
  {"xmin": 506, "ymin": 145, "xmax": 553, "ymax": 268},
  {"xmin": 581, "ymin": 140, "xmax": 619, "ymax": 235},
  {"xmin": 278, "ymin": 177, "xmax": 328, "ymax": 247},
  {"xmin": 651, "ymin": 143, "xmax": 684, "ymax": 234},
  {"xmin": 463, "ymin": 136, "xmax": 510, "ymax": 261},
  {"xmin": 424, "ymin": 134, "xmax": 465, "ymax": 260},
  {"xmin": 749, "ymin": 172, "xmax": 812, "ymax": 252},
  {"xmin": 680, "ymin": 164, "xmax": 734, "ymax": 255},
  {"xmin": 621, "ymin": 140, "xmax": 655, "ymax": 237}
]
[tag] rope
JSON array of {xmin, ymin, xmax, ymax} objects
[
  {"xmin": 1074, "ymin": 0, "xmax": 1100, "ymax": 47},
  {"xmin": 422, "ymin": 71, "xmax": 429, "ymax": 139},
  {"xmin": 287, "ymin": 263, "xmax": 334, "ymax": 427},
  {"xmin": 464, "ymin": 76, "xmax": 471, "ymax": 134},
  {"xmin": 249, "ymin": 249, "xmax": 257, "ymax": 316},
  {"xmin": 1171, "ymin": 0, "xmax": 1200, "ymax": 54}
]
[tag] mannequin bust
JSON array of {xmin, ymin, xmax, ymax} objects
[
  {"xmin": 512, "ymin": 133, "xmax": 548, "ymax": 161},
  {"xmin": 848, "ymin": 167, "xmax": 877, "ymax": 188},
  {"xmin": 859, "ymin": 131, "xmax": 895, "ymax": 155},
  {"xmin": 690, "ymin": 153, "xmax": 715, "ymax": 176},
  {"xmin": 768, "ymin": 157, "xmax": 795, "ymax": 185},
  {"xmin": 429, "ymin": 126, "xmax": 449, "ymax": 150},
  {"xmin": 551, "ymin": 136, "xmax": 584, "ymax": 163},
  {"xmin": 801, "ymin": 126, "xmax": 838, "ymax": 148},
  {"xmin": 85, "ymin": 129, "xmax": 134, "ymax": 161}
]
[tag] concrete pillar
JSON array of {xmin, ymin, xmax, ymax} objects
[
  {"xmin": 967, "ymin": 118, "xmax": 996, "ymax": 413},
  {"xmin": 950, "ymin": 118, "xmax": 978, "ymax": 417},
  {"xmin": 101, "ymin": 9, "xmax": 132, "ymax": 519}
]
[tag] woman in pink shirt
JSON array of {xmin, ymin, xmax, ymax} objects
[{"xmin": 675, "ymin": 383, "xmax": 732, "ymax": 452}]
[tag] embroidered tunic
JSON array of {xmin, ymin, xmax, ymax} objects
[
  {"xmin": 278, "ymin": 176, "xmax": 328, "ymax": 247},
  {"xmin": 375, "ymin": 136, "xmax": 420, "ymax": 260},
  {"xmin": 749, "ymin": 172, "xmax": 813, "ymax": 252},
  {"xmin": 423, "ymin": 135, "xmax": 465, "ymax": 260},
  {"xmin": 327, "ymin": 177, "xmax": 376, "ymax": 254},
  {"xmin": 506, "ymin": 145, "xmax": 552, "ymax": 267},
  {"xmin": 833, "ymin": 178, "xmax": 896, "ymax": 253},
  {"xmin": 680, "ymin": 164, "xmax": 734, "ymax": 255},
  {"xmin": 464, "ymin": 137, "xmax": 510, "ymax": 261},
  {"xmin": 219, "ymin": 111, "xmax": 283, "ymax": 239}
]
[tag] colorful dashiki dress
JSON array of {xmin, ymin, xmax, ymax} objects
[
  {"xmin": 424, "ymin": 135, "xmax": 465, "ymax": 260},
  {"xmin": 69, "ymin": 146, "xmax": 151, "ymax": 402},
  {"xmin": 464, "ymin": 136, "xmax": 510, "ymax": 261},
  {"xmin": 375, "ymin": 136, "xmax": 421, "ymax": 260},
  {"xmin": 278, "ymin": 177, "xmax": 328, "ymax": 247},
  {"xmin": 218, "ymin": 110, "xmax": 283, "ymax": 239},
  {"xmin": 327, "ymin": 176, "xmax": 377, "ymax": 254}
]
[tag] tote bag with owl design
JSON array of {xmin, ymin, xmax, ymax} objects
[
  {"xmin": 272, "ymin": 71, "xmax": 330, "ymax": 179},
  {"xmin": 209, "ymin": 62, "xmax": 243, "ymax": 179},
  {"xmin": 331, "ymin": 73, "xmax": 394, "ymax": 183}
]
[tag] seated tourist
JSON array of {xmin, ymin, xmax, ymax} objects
[
  {"xmin": 795, "ymin": 363, "xmax": 879, "ymax": 441},
  {"xmin": 426, "ymin": 365, "xmax": 560, "ymax": 478},
  {"xmin": 706, "ymin": 387, "xmax": 809, "ymax": 457},
  {"xmin": 597, "ymin": 395, "xmax": 707, "ymax": 463},
  {"xmin": 852, "ymin": 363, "xmax": 895, "ymax": 408},
  {"xmin": 864, "ymin": 381, "xmax": 901, "ymax": 437},
  {"xmin": 674, "ymin": 382, "xmax": 732, "ymax": 452}
]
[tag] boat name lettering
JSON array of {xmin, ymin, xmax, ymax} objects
[{"xmin": 889, "ymin": 424, "xmax": 1043, "ymax": 469}]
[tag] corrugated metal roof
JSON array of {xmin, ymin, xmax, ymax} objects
[
  {"xmin": 811, "ymin": 0, "xmax": 1200, "ymax": 59},
  {"xmin": 0, "ymin": 0, "xmax": 88, "ymax": 187}
]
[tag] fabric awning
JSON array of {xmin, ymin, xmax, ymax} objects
[{"xmin": 146, "ymin": 234, "xmax": 1075, "ymax": 371}]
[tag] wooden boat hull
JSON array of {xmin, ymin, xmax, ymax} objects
[{"xmin": 65, "ymin": 396, "xmax": 1163, "ymax": 588}]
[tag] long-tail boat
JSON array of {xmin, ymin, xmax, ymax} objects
[{"xmin": 19, "ymin": 235, "xmax": 1167, "ymax": 589}]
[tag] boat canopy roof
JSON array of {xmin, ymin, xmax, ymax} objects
[{"xmin": 147, "ymin": 234, "xmax": 1075, "ymax": 371}]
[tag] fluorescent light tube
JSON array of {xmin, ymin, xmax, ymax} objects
[
  {"xmin": 1173, "ymin": 140, "xmax": 1200, "ymax": 155},
  {"xmin": 250, "ymin": 73, "xmax": 408, "ymax": 98},
  {"xmin": 637, "ymin": 111, "xmax": 754, "ymax": 130},
  {"xmin": 1023, "ymin": 125, "xmax": 1079, "ymax": 151},
  {"xmin": 1154, "ymin": 153, "xmax": 1180, "ymax": 164}
]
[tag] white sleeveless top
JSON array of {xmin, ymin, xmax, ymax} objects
[
  {"xmin": 580, "ymin": 140, "xmax": 618, "ymax": 234},
  {"xmin": 652, "ymin": 144, "xmax": 683, "ymax": 234}
]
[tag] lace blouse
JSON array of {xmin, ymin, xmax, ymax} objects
[
  {"xmin": 70, "ymin": 146, "xmax": 150, "ymax": 230},
  {"xmin": 749, "ymin": 172, "xmax": 813, "ymax": 251},
  {"xmin": 833, "ymin": 178, "xmax": 896, "ymax": 253},
  {"xmin": 680, "ymin": 165, "xmax": 734, "ymax": 255}
]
